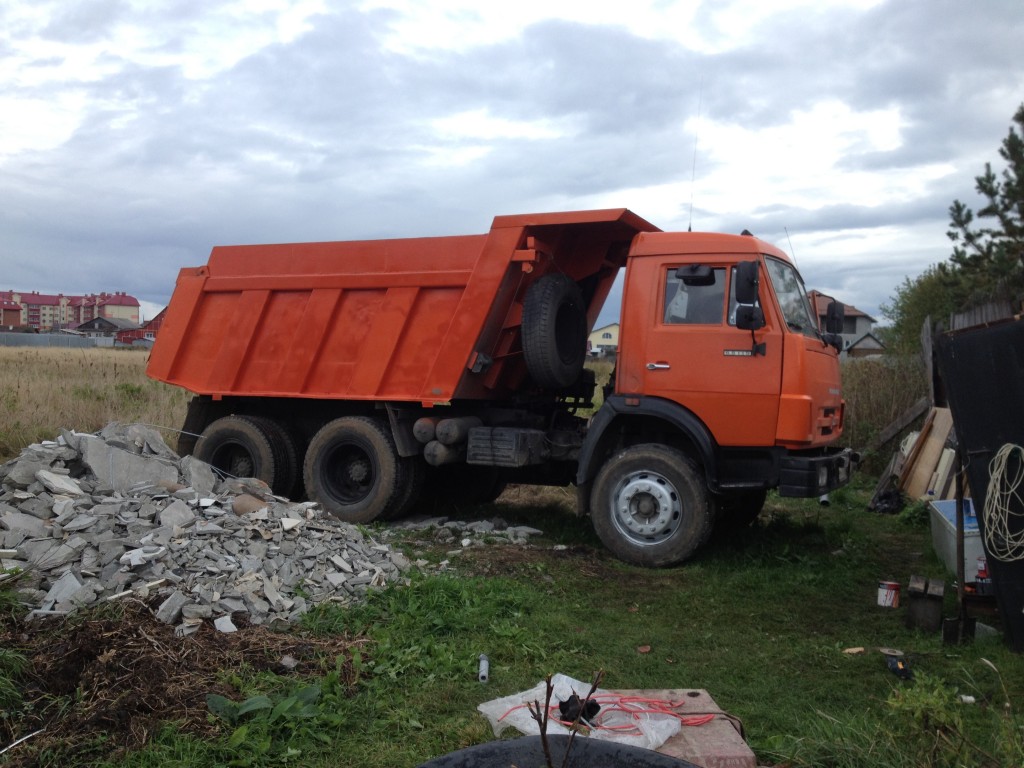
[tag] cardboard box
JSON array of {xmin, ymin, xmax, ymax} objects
[{"xmin": 929, "ymin": 499, "xmax": 984, "ymax": 578}]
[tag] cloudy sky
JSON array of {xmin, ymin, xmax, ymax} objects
[{"xmin": 3, "ymin": 0, "xmax": 1022, "ymax": 327}]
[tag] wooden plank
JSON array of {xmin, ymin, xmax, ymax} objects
[
  {"xmin": 906, "ymin": 408, "xmax": 954, "ymax": 498},
  {"xmin": 866, "ymin": 396, "xmax": 930, "ymax": 455},
  {"xmin": 869, "ymin": 451, "xmax": 899, "ymax": 510},
  {"xmin": 899, "ymin": 411, "xmax": 934, "ymax": 488},
  {"xmin": 930, "ymin": 447, "xmax": 956, "ymax": 500}
]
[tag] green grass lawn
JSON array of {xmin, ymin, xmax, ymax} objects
[{"xmin": 4, "ymin": 479, "xmax": 1022, "ymax": 767}]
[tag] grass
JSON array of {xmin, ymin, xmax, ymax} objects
[
  {"xmin": 0, "ymin": 346, "xmax": 190, "ymax": 461},
  {"xmin": 2, "ymin": 349, "xmax": 1020, "ymax": 767},
  {"xmin": 31, "ymin": 481, "xmax": 1008, "ymax": 768}
]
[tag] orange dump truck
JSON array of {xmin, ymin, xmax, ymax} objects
[{"xmin": 148, "ymin": 208, "xmax": 854, "ymax": 566}]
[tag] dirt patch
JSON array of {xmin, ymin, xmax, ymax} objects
[
  {"xmin": 453, "ymin": 542, "xmax": 614, "ymax": 581},
  {"xmin": 0, "ymin": 599, "xmax": 361, "ymax": 766}
]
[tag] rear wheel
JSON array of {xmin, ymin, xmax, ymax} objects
[
  {"xmin": 247, "ymin": 416, "xmax": 301, "ymax": 499},
  {"xmin": 193, "ymin": 415, "xmax": 295, "ymax": 495},
  {"xmin": 590, "ymin": 444, "xmax": 713, "ymax": 567},
  {"xmin": 380, "ymin": 455, "xmax": 428, "ymax": 521},
  {"xmin": 303, "ymin": 416, "xmax": 404, "ymax": 523}
]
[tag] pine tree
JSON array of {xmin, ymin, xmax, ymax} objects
[
  {"xmin": 882, "ymin": 104, "xmax": 1024, "ymax": 351},
  {"xmin": 946, "ymin": 103, "xmax": 1024, "ymax": 304}
]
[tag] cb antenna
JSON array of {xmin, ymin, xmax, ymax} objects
[
  {"xmin": 784, "ymin": 226, "xmax": 798, "ymax": 267},
  {"xmin": 687, "ymin": 75, "xmax": 704, "ymax": 233}
]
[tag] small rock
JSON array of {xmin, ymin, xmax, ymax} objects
[
  {"xmin": 232, "ymin": 494, "xmax": 268, "ymax": 516},
  {"xmin": 156, "ymin": 590, "xmax": 189, "ymax": 623}
]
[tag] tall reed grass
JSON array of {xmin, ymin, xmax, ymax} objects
[
  {"xmin": 0, "ymin": 347, "xmax": 191, "ymax": 462},
  {"xmin": 840, "ymin": 354, "xmax": 928, "ymax": 464}
]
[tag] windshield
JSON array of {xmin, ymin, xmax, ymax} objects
[{"xmin": 764, "ymin": 257, "xmax": 819, "ymax": 338}]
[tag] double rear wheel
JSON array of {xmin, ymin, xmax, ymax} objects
[
  {"xmin": 303, "ymin": 416, "xmax": 424, "ymax": 523},
  {"xmin": 193, "ymin": 415, "xmax": 299, "ymax": 498}
]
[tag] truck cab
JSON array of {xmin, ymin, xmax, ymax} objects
[{"xmin": 577, "ymin": 230, "xmax": 854, "ymax": 565}]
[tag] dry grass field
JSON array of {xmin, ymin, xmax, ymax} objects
[
  {"xmin": 0, "ymin": 347, "xmax": 924, "ymax": 467},
  {"xmin": 0, "ymin": 346, "xmax": 191, "ymax": 462}
]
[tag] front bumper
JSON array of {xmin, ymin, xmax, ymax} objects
[{"xmin": 778, "ymin": 447, "xmax": 857, "ymax": 497}]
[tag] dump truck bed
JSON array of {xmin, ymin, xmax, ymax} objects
[{"xmin": 147, "ymin": 209, "xmax": 658, "ymax": 402}]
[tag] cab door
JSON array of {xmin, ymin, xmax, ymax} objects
[{"xmin": 618, "ymin": 256, "xmax": 784, "ymax": 447}]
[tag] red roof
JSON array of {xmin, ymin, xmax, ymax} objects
[
  {"xmin": 99, "ymin": 293, "xmax": 141, "ymax": 307},
  {"xmin": 807, "ymin": 290, "xmax": 873, "ymax": 321},
  {"xmin": 1, "ymin": 290, "xmax": 141, "ymax": 308},
  {"xmin": 0, "ymin": 291, "xmax": 61, "ymax": 306}
]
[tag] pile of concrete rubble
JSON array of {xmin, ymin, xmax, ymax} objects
[{"xmin": 0, "ymin": 424, "xmax": 417, "ymax": 635}]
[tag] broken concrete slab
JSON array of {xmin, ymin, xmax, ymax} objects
[
  {"xmin": 158, "ymin": 499, "xmax": 195, "ymax": 529},
  {"xmin": 42, "ymin": 571, "xmax": 83, "ymax": 611},
  {"xmin": 180, "ymin": 456, "xmax": 218, "ymax": 496},
  {"xmin": 78, "ymin": 434, "xmax": 179, "ymax": 493},
  {"xmin": 5, "ymin": 457, "xmax": 51, "ymax": 488},
  {"xmin": 35, "ymin": 470, "xmax": 86, "ymax": 497},
  {"xmin": 155, "ymin": 590, "xmax": 190, "ymax": 624},
  {"xmin": 0, "ymin": 509, "xmax": 48, "ymax": 537}
]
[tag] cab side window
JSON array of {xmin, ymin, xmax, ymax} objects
[{"xmin": 664, "ymin": 268, "xmax": 726, "ymax": 324}]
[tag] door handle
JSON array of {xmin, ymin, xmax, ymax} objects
[{"xmin": 646, "ymin": 362, "xmax": 671, "ymax": 370}]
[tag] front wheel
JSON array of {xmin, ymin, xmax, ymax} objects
[{"xmin": 590, "ymin": 444, "xmax": 713, "ymax": 567}]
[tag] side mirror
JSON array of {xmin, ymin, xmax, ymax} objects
[
  {"xmin": 735, "ymin": 261, "xmax": 759, "ymax": 305},
  {"xmin": 735, "ymin": 305, "xmax": 765, "ymax": 331},
  {"xmin": 825, "ymin": 301, "xmax": 845, "ymax": 334},
  {"xmin": 675, "ymin": 264, "xmax": 714, "ymax": 286}
]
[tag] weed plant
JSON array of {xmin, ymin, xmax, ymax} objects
[{"xmin": 0, "ymin": 347, "xmax": 190, "ymax": 461}]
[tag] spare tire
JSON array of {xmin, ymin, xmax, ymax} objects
[{"xmin": 522, "ymin": 273, "xmax": 588, "ymax": 389}]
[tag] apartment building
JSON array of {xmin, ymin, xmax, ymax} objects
[{"xmin": 0, "ymin": 290, "xmax": 141, "ymax": 330}]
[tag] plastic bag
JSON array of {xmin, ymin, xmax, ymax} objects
[{"xmin": 476, "ymin": 673, "xmax": 681, "ymax": 751}]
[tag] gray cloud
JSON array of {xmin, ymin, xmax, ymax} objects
[{"xmin": 1, "ymin": 0, "xmax": 1022, "ymax": 322}]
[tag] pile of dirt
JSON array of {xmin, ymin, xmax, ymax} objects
[{"xmin": 0, "ymin": 600, "xmax": 359, "ymax": 766}]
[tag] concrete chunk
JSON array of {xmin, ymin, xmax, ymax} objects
[
  {"xmin": 155, "ymin": 590, "xmax": 189, "ymax": 623},
  {"xmin": 0, "ymin": 510, "xmax": 47, "ymax": 537},
  {"xmin": 180, "ymin": 456, "xmax": 218, "ymax": 496},
  {"xmin": 79, "ymin": 435, "xmax": 178, "ymax": 493},
  {"xmin": 35, "ymin": 470, "xmax": 86, "ymax": 497},
  {"xmin": 62, "ymin": 514, "xmax": 99, "ymax": 532},
  {"xmin": 41, "ymin": 571, "xmax": 83, "ymax": 610},
  {"xmin": 6, "ymin": 458, "xmax": 49, "ymax": 488},
  {"xmin": 158, "ymin": 499, "xmax": 196, "ymax": 529}
]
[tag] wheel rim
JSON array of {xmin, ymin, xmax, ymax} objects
[
  {"xmin": 610, "ymin": 469, "xmax": 682, "ymax": 546},
  {"xmin": 209, "ymin": 442, "xmax": 256, "ymax": 478},
  {"xmin": 323, "ymin": 441, "xmax": 376, "ymax": 504}
]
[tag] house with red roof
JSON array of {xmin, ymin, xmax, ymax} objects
[
  {"xmin": 116, "ymin": 307, "xmax": 166, "ymax": 347},
  {"xmin": 807, "ymin": 290, "xmax": 884, "ymax": 358}
]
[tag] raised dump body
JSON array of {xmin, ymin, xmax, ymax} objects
[{"xmin": 148, "ymin": 209, "xmax": 658, "ymax": 403}]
